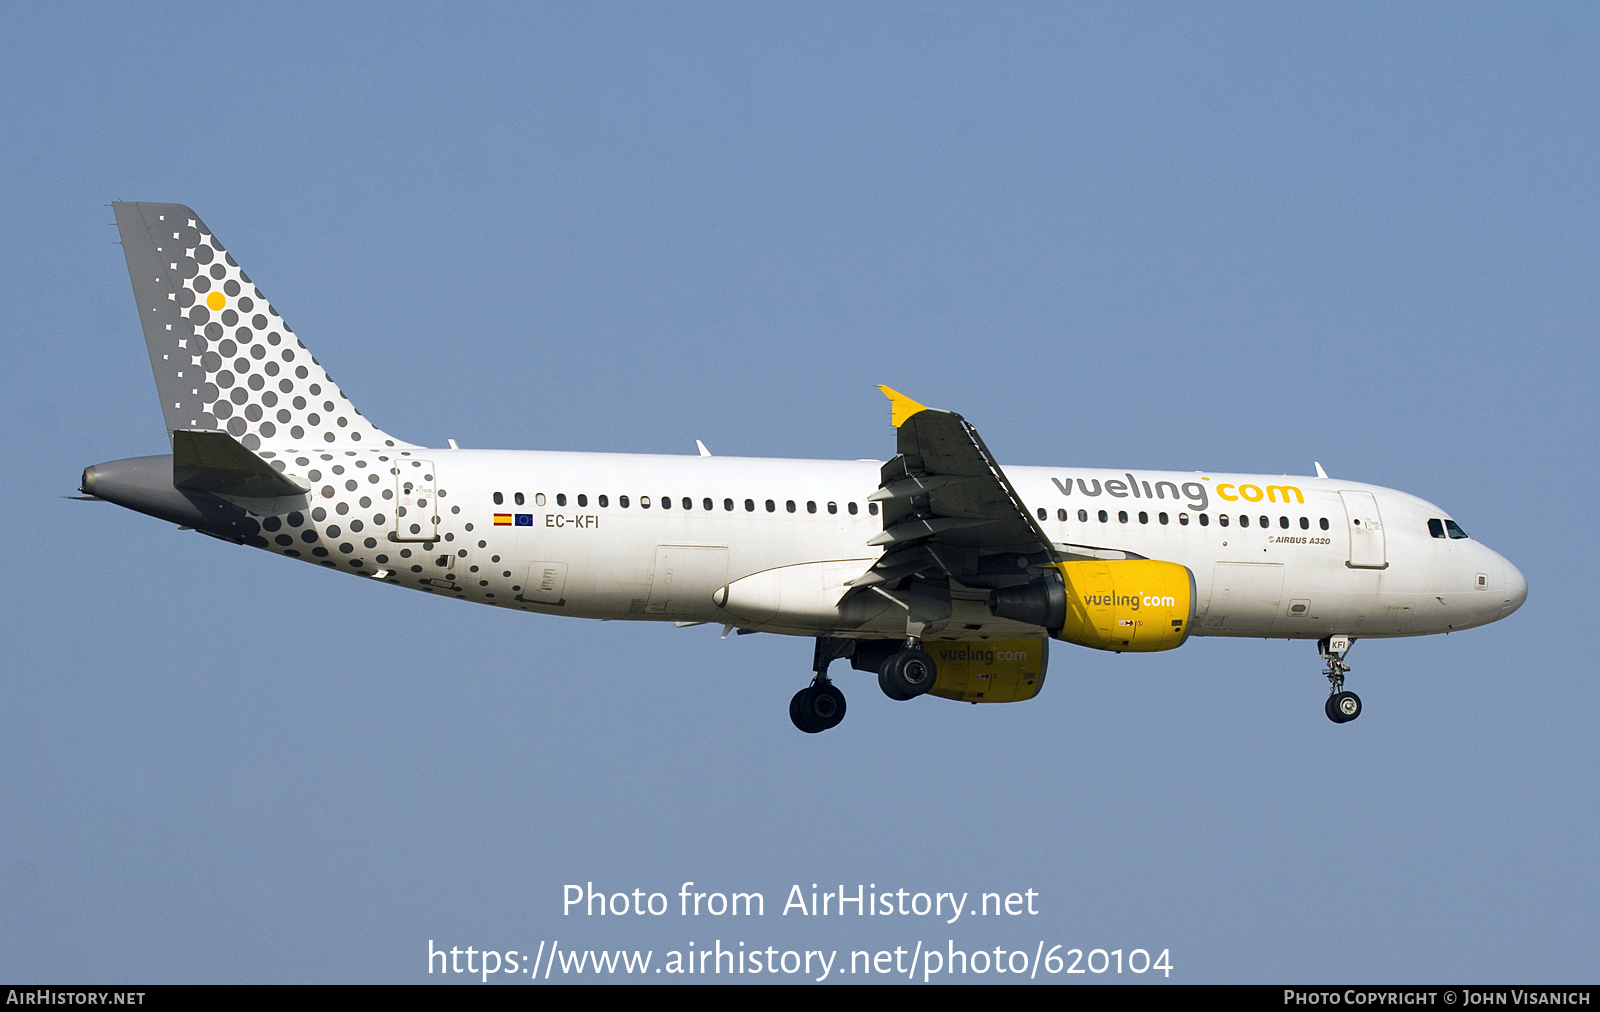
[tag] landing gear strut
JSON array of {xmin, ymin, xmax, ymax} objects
[{"xmin": 1319, "ymin": 635, "xmax": 1361, "ymax": 723}]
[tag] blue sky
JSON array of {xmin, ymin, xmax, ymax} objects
[{"xmin": 2, "ymin": 4, "xmax": 1596, "ymax": 983}]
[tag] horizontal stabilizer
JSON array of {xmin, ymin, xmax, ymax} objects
[{"xmin": 172, "ymin": 429, "xmax": 311, "ymax": 498}]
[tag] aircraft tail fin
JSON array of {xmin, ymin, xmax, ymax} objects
[{"xmin": 112, "ymin": 202, "xmax": 414, "ymax": 453}]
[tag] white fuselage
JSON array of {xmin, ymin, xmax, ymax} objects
[{"xmin": 285, "ymin": 448, "xmax": 1524, "ymax": 643}]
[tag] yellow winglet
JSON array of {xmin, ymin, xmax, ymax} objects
[{"xmin": 878, "ymin": 385, "xmax": 928, "ymax": 428}]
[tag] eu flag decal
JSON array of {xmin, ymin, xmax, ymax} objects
[{"xmin": 515, "ymin": 514, "xmax": 534, "ymax": 526}]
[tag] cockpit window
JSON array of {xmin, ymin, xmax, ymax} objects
[
  {"xmin": 1428, "ymin": 518, "xmax": 1447, "ymax": 539},
  {"xmin": 1444, "ymin": 519, "xmax": 1470, "ymax": 540}
]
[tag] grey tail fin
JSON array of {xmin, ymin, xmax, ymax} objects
[{"xmin": 112, "ymin": 202, "xmax": 414, "ymax": 452}]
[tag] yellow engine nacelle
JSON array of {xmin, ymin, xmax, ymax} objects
[
  {"xmin": 1053, "ymin": 559, "xmax": 1196, "ymax": 652},
  {"xmin": 924, "ymin": 637, "xmax": 1048, "ymax": 703}
]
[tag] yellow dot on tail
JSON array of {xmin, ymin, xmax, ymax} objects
[{"xmin": 206, "ymin": 291, "xmax": 225, "ymax": 311}]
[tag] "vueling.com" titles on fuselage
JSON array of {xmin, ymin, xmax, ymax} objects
[{"xmin": 1050, "ymin": 474, "xmax": 1307, "ymax": 513}]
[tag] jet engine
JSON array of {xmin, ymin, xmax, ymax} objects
[{"xmin": 990, "ymin": 559, "xmax": 1196, "ymax": 652}]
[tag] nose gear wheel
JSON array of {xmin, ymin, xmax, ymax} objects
[{"xmin": 1325, "ymin": 691, "xmax": 1362, "ymax": 723}]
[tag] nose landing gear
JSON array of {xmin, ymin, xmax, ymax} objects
[{"xmin": 1319, "ymin": 635, "xmax": 1361, "ymax": 723}]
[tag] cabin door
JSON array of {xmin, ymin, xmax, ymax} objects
[
  {"xmin": 394, "ymin": 458, "xmax": 438, "ymax": 542},
  {"xmin": 1339, "ymin": 490, "xmax": 1387, "ymax": 569}
]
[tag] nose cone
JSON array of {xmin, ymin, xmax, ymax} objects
[{"xmin": 1501, "ymin": 558, "xmax": 1528, "ymax": 618}]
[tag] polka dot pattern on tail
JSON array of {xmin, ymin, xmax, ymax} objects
[{"xmin": 113, "ymin": 202, "xmax": 416, "ymax": 455}]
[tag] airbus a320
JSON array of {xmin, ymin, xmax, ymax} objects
[{"xmin": 80, "ymin": 203, "xmax": 1527, "ymax": 732}]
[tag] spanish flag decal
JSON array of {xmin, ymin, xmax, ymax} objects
[{"xmin": 493, "ymin": 514, "xmax": 513, "ymax": 526}]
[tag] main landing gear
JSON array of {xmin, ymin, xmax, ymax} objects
[
  {"xmin": 791, "ymin": 636, "xmax": 851, "ymax": 734},
  {"xmin": 878, "ymin": 647, "xmax": 937, "ymax": 701},
  {"xmin": 789, "ymin": 638, "xmax": 941, "ymax": 733},
  {"xmin": 1319, "ymin": 635, "xmax": 1362, "ymax": 724},
  {"xmin": 790, "ymin": 678, "xmax": 846, "ymax": 734}
]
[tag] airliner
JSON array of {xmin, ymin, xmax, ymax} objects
[{"xmin": 81, "ymin": 203, "xmax": 1527, "ymax": 732}]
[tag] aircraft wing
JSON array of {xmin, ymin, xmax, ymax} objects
[{"xmin": 844, "ymin": 388, "xmax": 1060, "ymax": 617}]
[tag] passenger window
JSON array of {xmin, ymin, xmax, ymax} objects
[
  {"xmin": 722, "ymin": 498, "xmax": 732, "ymax": 511},
  {"xmin": 1078, "ymin": 509, "xmax": 1088, "ymax": 522},
  {"xmin": 1057, "ymin": 508, "xmax": 1069, "ymax": 522},
  {"xmin": 578, "ymin": 494, "xmax": 588, "ymax": 508},
  {"xmin": 1279, "ymin": 516, "xmax": 1289, "ymax": 529},
  {"xmin": 643, "ymin": 496, "xmax": 654, "ymax": 509},
  {"xmin": 1219, "ymin": 514, "xmax": 1229, "ymax": 527},
  {"xmin": 493, "ymin": 492, "xmax": 503, "ymax": 505},
  {"xmin": 1138, "ymin": 511, "xmax": 1148, "ymax": 524},
  {"xmin": 1239, "ymin": 515, "xmax": 1249, "ymax": 527},
  {"xmin": 1320, "ymin": 518, "xmax": 1330, "ymax": 530},
  {"xmin": 806, "ymin": 501, "xmax": 817, "ymax": 514},
  {"xmin": 535, "ymin": 493, "xmax": 546, "ymax": 506},
  {"xmin": 620, "ymin": 496, "xmax": 630, "ymax": 508},
  {"xmin": 1118, "ymin": 511, "xmax": 1129, "ymax": 523},
  {"xmin": 1037, "ymin": 508, "xmax": 1047, "ymax": 520},
  {"xmin": 1299, "ymin": 517, "xmax": 1309, "ymax": 530},
  {"xmin": 1199, "ymin": 513, "xmax": 1209, "ymax": 526},
  {"xmin": 1428, "ymin": 519, "xmax": 1446, "ymax": 538},
  {"xmin": 1159, "ymin": 512, "xmax": 1169, "ymax": 525},
  {"xmin": 1098, "ymin": 510, "xmax": 1108, "ymax": 523},
  {"xmin": 745, "ymin": 499, "xmax": 755, "ymax": 512},
  {"xmin": 869, "ymin": 503, "xmax": 879, "ymax": 515},
  {"xmin": 766, "ymin": 500, "xmax": 775, "ymax": 512},
  {"xmin": 661, "ymin": 496, "xmax": 671, "ymax": 510},
  {"xmin": 786, "ymin": 500, "xmax": 796, "ymax": 513},
  {"xmin": 848, "ymin": 502, "xmax": 858, "ymax": 515},
  {"xmin": 599, "ymin": 495, "xmax": 609, "ymax": 508},
  {"xmin": 556, "ymin": 493, "xmax": 567, "ymax": 507},
  {"xmin": 1258, "ymin": 516, "xmax": 1268, "ymax": 528},
  {"xmin": 683, "ymin": 497, "xmax": 692, "ymax": 510},
  {"xmin": 514, "ymin": 492, "xmax": 525, "ymax": 506},
  {"xmin": 1445, "ymin": 520, "xmax": 1470, "ymax": 540},
  {"xmin": 828, "ymin": 502, "xmax": 838, "ymax": 514}
]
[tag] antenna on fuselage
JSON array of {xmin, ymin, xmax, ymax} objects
[
  {"xmin": 696, "ymin": 440, "xmax": 712, "ymax": 457},
  {"xmin": 1314, "ymin": 462, "xmax": 1329, "ymax": 478}
]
